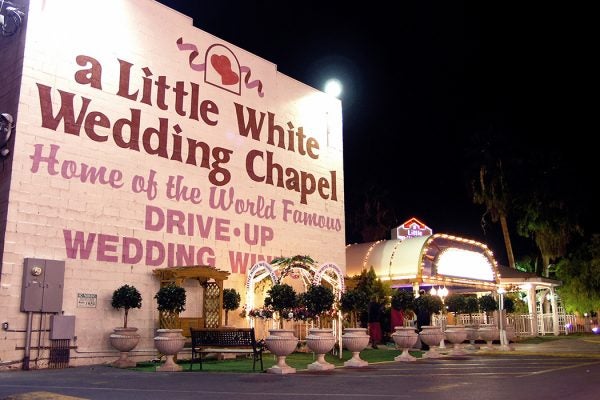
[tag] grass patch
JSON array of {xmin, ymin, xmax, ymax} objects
[
  {"xmin": 515, "ymin": 333, "xmax": 590, "ymax": 344},
  {"xmin": 132, "ymin": 347, "xmax": 415, "ymax": 373}
]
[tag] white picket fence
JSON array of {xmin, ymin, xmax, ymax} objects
[{"xmin": 429, "ymin": 312, "xmax": 591, "ymax": 336}]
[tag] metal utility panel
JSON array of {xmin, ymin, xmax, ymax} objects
[
  {"xmin": 21, "ymin": 258, "xmax": 65, "ymax": 312},
  {"xmin": 50, "ymin": 315, "xmax": 75, "ymax": 340}
]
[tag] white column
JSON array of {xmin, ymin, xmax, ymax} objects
[
  {"xmin": 550, "ymin": 287, "xmax": 559, "ymax": 336},
  {"xmin": 413, "ymin": 282, "xmax": 420, "ymax": 297},
  {"xmin": 528, "ymin": 286, "xmax": 538, "ymax": 336}
]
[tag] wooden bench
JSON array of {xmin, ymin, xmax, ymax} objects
[{"xmin": 190, "ymin": 327, "xmax": 263, "ymax": 371}]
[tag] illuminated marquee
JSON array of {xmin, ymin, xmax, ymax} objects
[{"xmin": 435, "ymin": 248, "xmax": 495, "ymax": 281}]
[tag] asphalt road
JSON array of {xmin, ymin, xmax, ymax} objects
[{"xmin": 1, "ymin": 354, "xmax": 599, "ymax": 400}]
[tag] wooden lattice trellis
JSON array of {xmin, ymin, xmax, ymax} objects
[{"xmin": 153, "ymin": 265, "xmax": 230, "ymax": 332}]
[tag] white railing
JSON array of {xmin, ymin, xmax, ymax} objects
[
  {"xmin": 509, "ymin": 314, "xmax": 533, "ymax": 336},
  {"xmin": 444, "ymin": 312, "xmax": 587, "ymax": 337}
]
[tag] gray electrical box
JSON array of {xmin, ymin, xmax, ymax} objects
[
  {"xmin": 50, "ymin": 315, "xmax": 75, "ymax": 340},
  {"xmin": 20, "ymin": 258, "xmax": 65, "ymax": 312}
]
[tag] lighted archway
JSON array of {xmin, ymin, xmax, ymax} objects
[{"xmin": 245, "ymin": 261, "xmax": 278, "ymax": 319}]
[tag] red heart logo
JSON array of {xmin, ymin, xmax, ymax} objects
[{"xmin": 211, "ymin": 54, "xmax": 239, "ymax": 86}]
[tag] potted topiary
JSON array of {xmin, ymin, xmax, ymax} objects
[
  {"xmin": 408, "ymin": 292, "xmax": 444, "ymax": 359},
  {"xmin": 391, "ymin": 289, "xmax": 415, "ymax": 329},
  {"xmin": 153, "ymin": 283, "xmax": 187, "ymax": 372},
  {"xmin": 109, "ymin": 284, "xmax": 142, "ymax": 368},
  {"xmin": 478, "ymin": 294, "xmax": 499, "ymax": 349},
  {"xmin": 464, "ymin": 296, "xmax": 480, "ymax": 324},
  {"xmin": 263, "ymin": 283, "xmax": 299, "ymax": 374},
  {"xmin": 340, "ymin": 288, "xmax": 367, "ymax": 328},
  {"xmin": 265, "ymin": 283, "xmax": 298, "ymax": 329},
  {"xmin": 478, "ymin": 294, "xmax": 498, "ymax": 323},
  {"xmin": 463, "ymin": 296, "xmax": 481, "ymax": 350},
  {"xmin": 341, "ymin": 288, "xmax": 370, "ymax": 367},
  {"xmin": 222, "ymin": 288, "xmax": 241, "ymax": 326},
  {"xmin": 300, "ymin": 284, "xmax": 337, "ymax": 371}
]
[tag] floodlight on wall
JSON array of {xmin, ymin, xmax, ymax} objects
[
  {"xmin": 1, "ymin": 113, "xmax": 14, "ymax": 158},
  {"xmin": 0, "ymin": 1, "xmax": 25, "ymax": 37}
]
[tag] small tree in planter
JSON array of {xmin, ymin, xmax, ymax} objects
[
  {"xmin": 414, "ymin": 293, "xmax": 444, "ymax": 329},
  {"xmin": 155, "ymin": 283, "xmax": 186, "ymax": 329},
  {"xmin": 153, "ymin": 283, "xmax": 187, "ymax": 372},
  {"xmin": 445, "ymin": 293, "xmax": 466, "ymax": 324},
  {"xmin": 390, "ymin": 289, "xmax": 414, "ymax": 332},
  {"xmin": 300, "ymin": 284, "xmax": 337, "ymax": 371},
  {"xmin": 300, "ymin": 284, "xmax": 336, "ymax": 328},
  {"xmin": 111, "ymin": 284, "xmax": 142, "ymax": 328},
  {"xmin": 265, "ymin": 283, "xmax": 298, "ymax": 328},
  {"xmin": 464, "ymin": 296, "xmax": 480, "ymax": 324},
  {"xmin": 109, "ymin": 284, "xmax": 142, "ymax": 368},
  {"xmin": 262, "ymin": 284, "xmax": 299, "ymax": 374},
  {"xmin": 391, "ymin": 289, "xmax": 415, "ymax": 314},
  {"xmin": 341, "ymin": 288, "xmax": 367, "ymax": 327},
  {"xmin": 222, "ymin": 288, "xmax": 241, "ymax": 326},
  {"xmin": 478, "ymin": 294, "xmax": 498, "ymax": 323}
]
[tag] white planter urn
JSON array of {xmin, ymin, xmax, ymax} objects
[
  {"xmin": 505, "ymin": 325, "xmax": 516, "ymax": 349},
  {"xmin": 306, "ymin": 328, "xmax": 336, "ymax": 371},
  {"xmin": 342, "ymin": 328, "xmax": 370, "ymax": 367},
  {"xmin": 418, "ymin": 326, "xmax": 444, "ymax": 358},
  {"xmin": 154, "ymin": 329, "xmax": 186, "ymax": 372},
  {"xmin": 478, "ymin": 325, "xmax": 499, "ymax": 350},
  {"xmin": 464, "ymin": 325, "xmax": 479, "ymax": 350},
  {"xmin": 392, "ymin": 326, "xmax": 418, "ymax": 362},
  {"xmin": 444, "ymin": 325, "xmax": 467, "ymax": 356},
  {"xmin": 109, "ymin": 327, "xmax": 140, "ymax": 368},
  {"xmin": 265, "ymin": 329, "xmax": 298, "ymax": 374}
]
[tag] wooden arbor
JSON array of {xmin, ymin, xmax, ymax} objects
[{"xmin": 152, "ymin": 265, "xmax": 230, "ymax": 337}]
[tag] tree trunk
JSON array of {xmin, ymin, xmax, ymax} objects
[
  {"xmin": 500, "ymin": 216, "xmax": 516, "ymax": 269},
  {"xmin": 542, "ymin": 254, "xmax": 551, "ymax": 278},
  {"xmin": 225, "ymin": 310, "xmax": 229, "ymax": 326}
]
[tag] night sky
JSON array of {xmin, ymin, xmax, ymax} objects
[{"xmin": 158, "ymin": 1, "xmax": 596, "ymax": 265}]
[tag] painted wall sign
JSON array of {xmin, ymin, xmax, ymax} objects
[{"xmin": 0, "ymin": 0, "xmax": 345, "ymax": 366}]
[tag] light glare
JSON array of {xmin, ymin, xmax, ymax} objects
[
  {"xmin": 436, "ymin": 248, "xmax": 495, "ymax": 281},
  {"xmin": 324, "ymin": 79, "xmax": 342, "ymax": 97}
]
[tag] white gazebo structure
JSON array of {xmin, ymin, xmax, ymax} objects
[{"xmin": 346, "ymin": 233, "xmax": 563, "ymax": 336}]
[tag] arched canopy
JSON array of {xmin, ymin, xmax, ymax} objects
[{"xmin": 346, "ymin": 234, "xmax": 500, "ymax": 291}]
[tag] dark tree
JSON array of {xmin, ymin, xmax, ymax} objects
[
  {"xmin": 340, "ymin": 288, "xmax": 368, "ymax": 327},
  {"xmin": 444, "ymin": 294, "xmax": 467, "ymax": 314},
  {"xmin": 391, "ymin": 289, "xmax": 415, "ymax": 313},
  {"xmin": 478, "ymin": 294, "xmax": 497, "ymax": 320},
  {"xmin": 556, "ymin": 234, "xmax": 600, "ymax": 315}
]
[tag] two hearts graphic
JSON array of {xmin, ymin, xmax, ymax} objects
[{"xmin": 211, "ymin": 54, "xmax": 239, "ymax": 85}]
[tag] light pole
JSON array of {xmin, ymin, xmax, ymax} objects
[{"xmin": 498, "ymin": 287, "xmax": 510, "ymax": 351}]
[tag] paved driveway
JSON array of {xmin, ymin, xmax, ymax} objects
[{"xmin": 1, "ymin": 354, "xmax": 599, "ymax": 400}]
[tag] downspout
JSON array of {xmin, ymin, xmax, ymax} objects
[{"xmin": 22, "ymin": 311, "xmax": 33, "ymax": 370}]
